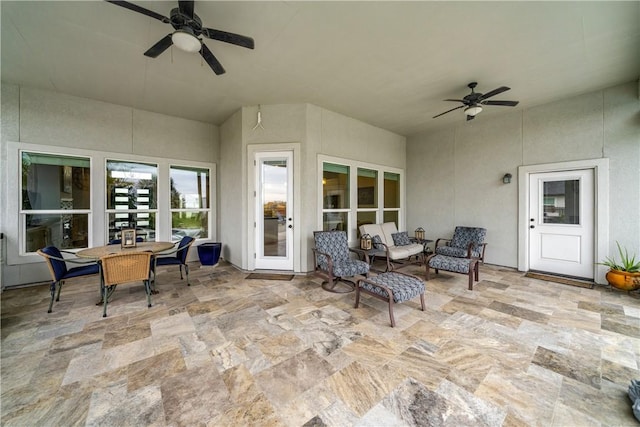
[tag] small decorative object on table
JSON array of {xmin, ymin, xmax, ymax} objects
[
  {"xmin": 360, "ymin": 233, "xmax": 372, "ymax": 250},
  {"xmin": 121, "ymin": 229, "xmax": 137, "ymax": 248},
  {"xmin": 415, "ymin": 227, "xmax": 425, "ymax": 240}
]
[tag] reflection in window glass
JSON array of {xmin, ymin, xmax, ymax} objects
[
  {"xmin": 323, "ymin": 212, "xmax": 348, "ymax": 232},
  {"xmin": 384, "ymin": 172, "xmax": 400, "ymax": 209},
  {"xmin": 383, "ymin": 211, "xmax": 398, "ymax": 228},
  {"xmin": 106, "ymin": 160, "xmax": 158, "ymax": 241},
  {"xmin": 323, "ymin": 163, "xmax": 349, "ymax": 209},
  {"xmin": 170, "ymin": 166, "xmax": 210, "ymax": 241},
  {"xmin": 357, "ymin": 168, "xmax": 377, "ymax": 208},
  {"xmin": 21, "ymin": 152, "xmax": 91, "ymax": 251},
  {"xmin": 543, "ymin": 180, "xmax": 580, "ymax": 225},
  {"xmin": 357, "ymin": 211, "xmax": 377, "ymax": 237}
]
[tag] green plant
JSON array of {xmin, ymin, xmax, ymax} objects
[{"xmin": 599, "ymin": 241, "xmax": 640, "ymax": 272}]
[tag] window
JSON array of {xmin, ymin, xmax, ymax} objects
[
  {"xmin": 106, "ymin": 160, "xmax": 158, "ymax": 242},
  {"xmin": 170, "ymin": 166, "xmax": 211, "ymax": 242},
  {"xmin": 21, "ymin": 151, "xmax": 91, "ymax": 252},
  {"xmin": 383, "ymin": 172, "xmax": 400, "ymax": 227},
  {"xmin": 322, "ymin": 163, "xmax": 350, "ymax": 232},
  {"xmin": 320, "ymin": 157, "xmax": 403, "ymax": 241}
]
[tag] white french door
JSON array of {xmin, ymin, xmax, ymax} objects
[
  {"xmin": 254, "ymin": 151, "xmax": 294, "ymax": 270},
  {"xmin": 528, "ymin": 169, "xmax": 594, "ymax": 279}
]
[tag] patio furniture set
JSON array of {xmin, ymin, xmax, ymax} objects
[{"xmin": 312, "ymin": 224, "xmax": 487, "ymax": 326}]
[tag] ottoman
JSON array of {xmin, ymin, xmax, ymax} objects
[
  {"xmin": 425, "ymin": 254, "xmax": 479, "ymax": 290},
  {"xmin": 356, "ymin": 271, "xmax": 425, "ymax": 327}
]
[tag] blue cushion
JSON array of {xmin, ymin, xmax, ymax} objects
[{"xmin": 391, "ymin": 231, "xmax": 411, "ymax": 246}]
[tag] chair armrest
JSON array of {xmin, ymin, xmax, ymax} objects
[
  {"xmin": 154, "ymin": 241, "xmax": 181, "ymax": 256},
  {"xmin": 435, "ymin": 238, "xmax": 451, "ymax": 249},
  {"xmin": 466, "ymin": 242, "xmax": 488, "ymax": 259},
  {"xmin": 311, "ymin": 248, "xmax": 334, "ymax": 271},
  {"xmin": 47, "ymin": 252, "xmax": 97, "ymax": 265}
]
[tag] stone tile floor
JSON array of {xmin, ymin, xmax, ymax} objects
[{"xmin": 1, "ymin": 261, "xmax": 639, "ymax": 426}]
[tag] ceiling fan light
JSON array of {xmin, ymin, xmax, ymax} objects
[
  {"xmin": 172, "ymin": 30, "xmax": 201, "ymax": 53},
  {"xmin": 464, "ymin": 105, "xmax": 483, "ymax": 116}
]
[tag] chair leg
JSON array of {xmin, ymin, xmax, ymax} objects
[
  {"xmin": 419, "ymin": 293, "xmax": 425, "ymax": 311},
  {"xmin": 388, "ymin": 297, "xmax": 396, "ymax": 327},
  {"xmin": 179, "ymin": 265, "xmax": 184, "ymax": 280},
  {"xmin": 354, "ymin": 281, "xmax": 361, "ymax": 308},
  {"xmin": 468, "ymin": 268, "xmax": 474, "ymax": 290},
  {"xmin": 102, "ymin": 283, "xmax": 109, "ymax": 317},
  {"xmin": 144, "ymin": 280, "xmax": 152, "ymax": 308},
  {"xmin": 55, "ymin": 280, "xmax": 64, "ymax": 302},
  {"xmin": 185, "ymin": 264, "xmax": 190, "ymax": 286},
  {"xmin": 48, "ymin": 281, "xmax": 57, "ymax": 313}
]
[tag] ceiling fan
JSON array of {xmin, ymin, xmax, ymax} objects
[
  {"xmin": 433, "ymin": 82, "xmax": 519, "ymax": 121},
  {"xmin": 106, "ymin": 0, "xmax": 254, "ymax": 75}
]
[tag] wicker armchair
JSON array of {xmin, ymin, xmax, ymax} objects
[
  {"xmin": 99, "ymin": 251, "xmax": 154, "ymax": 317},
  {"xmin": 37, "ymin": 246, "xmax": 100, "ymax": 313},
  {"xmin": 153, "ymin": 236, "xmax": 195, "ymax": 286}
]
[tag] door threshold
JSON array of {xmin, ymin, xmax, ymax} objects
[{"xmin": 525, "ymin": 271, "xmax": 594, "ymax": 289}]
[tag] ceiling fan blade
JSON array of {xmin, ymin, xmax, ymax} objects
[
  {"xmin": 202, "ymin": 28, "xmax": 255, "ymax": 49},
  {"xmin": 482, "ymin": 100, "xmax": 519, "ymax": 107},
  {"xmin": 178, "ymin": 1, "xmax": 194, "ymax": 19},
  {"xmin": 478, "ymin": 86, "xmax": 510, "ymax": 101},
  {"xmin": 467, "ymin": 114, "xmax": 475, "ymax": 121},
  {"xmin": 433, "ymin": 105, "xmax": 465, "ymax": 118},
  {"xmin": 200, "ymin": 44, "xmax": 226, "ymax": 75},
  {"xmin": 105, "ymin": 1, "xmax": 170, "ymax": 23},
  {"xmin": 444, "ymin": 99, "xmax": 465, "ymax": 103},
  {"xmin": 144, "ymin": 34, "xmax": 173, "ymax": 58}
]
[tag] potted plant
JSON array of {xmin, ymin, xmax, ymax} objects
[{"xmin": 599, "ymin": 242, "xmax": 640, "ymax": 291}]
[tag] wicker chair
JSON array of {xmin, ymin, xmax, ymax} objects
[
  {"xmin": 37, "ymin": 246, "xmax": 100, "ymax": 313},
  {"xmin": 99, "ymin": 251, "xmax": 154, "ymax": 317},
  {"xmin": 153, "ymin": 236, "xmax": 195, "ymax": 286}
]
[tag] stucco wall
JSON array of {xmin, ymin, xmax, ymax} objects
[
  {"xmin": 406, "ymin": 80, "xmax": 640, "ymax": 269},
  {"xmin": 0, "ymin": 84, "xmax": 219, "ymax": 287},
  {"xmin": 219, "ymin": 103, "xmax": 406, "ymax": 272}
]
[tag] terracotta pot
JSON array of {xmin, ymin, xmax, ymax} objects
[{"xmin": 605, "ymin": 269, "xmax": 640, "ymax": 291}]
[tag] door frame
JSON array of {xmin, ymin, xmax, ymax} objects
[
  {"xmin": 247, "ymin": 143, "xmax": 301, "ymax": 272},
  {"xmin": 518, "ymin": 158, "xmax": 609, "ymax": 283}
]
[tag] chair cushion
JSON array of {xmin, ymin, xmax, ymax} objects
[
  {"xmin": 388, "ymin": 243, "xmax": 424, "ymax": 260},
  {"xmin": 360, "ymin": 272, "xmax": 424, "ymax": 303},
  {"xmin": 450, "ymin": 227, "xmax": 486, "ymax": 251},
  {"xmin": 435, "ymin": 244, "xmax": 482, "ymax": 258},
  {"xmin": 332, "ymin": 259, "xmax": 370, "ymax": 277},
  {"xmin": 391, "ymin": 231, "xmax": 411, "ymax": 246},
  {"xmin": 65, "ymin": 263, "xmax": 100, "ymax": 279},
  {"xmin": 314, "ymin": 231, "xmax": 350, "ymax": 266},
  {"xmin": 155, "ymin": 257, "xmax": 183, "ymax": 266},
  {"xmin": 429, "ymin": 255, "xmax": 474, "ymax": 274}
]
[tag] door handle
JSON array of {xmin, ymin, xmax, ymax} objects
[{"xmin": 530, "ymin": 225, "xmax": 535, "ymax": 229}]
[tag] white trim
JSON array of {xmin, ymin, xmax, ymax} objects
[
  {"xmin": 518, "ymin": 158, "xmax": 609, "ymax": 283},
  {"xmin": 318, "ymin": 154, "xmax": 405, "ymax": 245},
  {"xmin": 247, "ymin": 143, "xmax": 301, "ymax": 272},
  {"xmin": 5, "ymin": 141, "xmax": 216, "ymax": 266}
]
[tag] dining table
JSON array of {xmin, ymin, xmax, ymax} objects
[
  {"xmin": 77, "ymin": 241, "xmax": 175, "ymax": 300},
  {"xmin": 76, "ymin": 241, "xmax": 175, "ymax": 259}
]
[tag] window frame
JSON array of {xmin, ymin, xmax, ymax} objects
[
  {"xmin": 5, "ymin": 141, "xmax": 216, "ymax": 265},
  {"xmin": 318, "ymin": 155, "xmax": 404, "ymax": 245},
  {"xmin": 169, "ymin": 163, "xmax": 212, "ymax": 242},
  {"xmin": 19, "ymin": 149, "xmax": 93, "ymax": 254},
  {"xmin": 105, "ymin": 158, "xmax": 159, "ymax": 243}
]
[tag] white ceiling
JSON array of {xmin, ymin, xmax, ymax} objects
[{"xmin": 2, "ymin": 1, "xmax": 639, "ymax": 137}]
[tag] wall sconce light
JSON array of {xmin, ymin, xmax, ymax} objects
[{"xmin": 502, "ymin": 173, "xmax": 512, "ymax": 184}]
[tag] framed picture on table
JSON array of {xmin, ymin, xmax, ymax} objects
[{"xmin": 121, "ymin": 229, "xmax": 137, "ymax": 248}]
